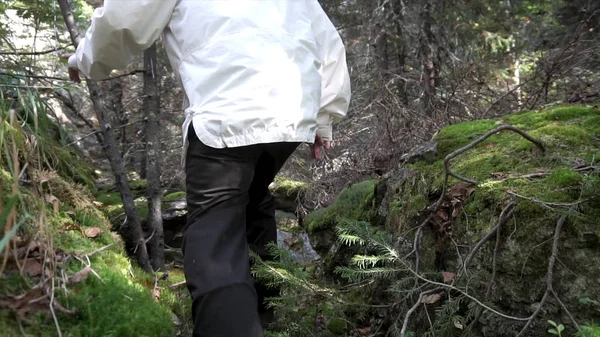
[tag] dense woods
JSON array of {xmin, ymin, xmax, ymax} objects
[{"xmin": 0, "ymin": 0, "xmax": 598, "ymax": 336}]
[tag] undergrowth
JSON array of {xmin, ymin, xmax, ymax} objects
[{"xmin": 0, "ymin": 87, "xmax": 191, "ymax": 336}]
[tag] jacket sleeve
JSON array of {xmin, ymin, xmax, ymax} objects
[
  {"xmin": 68, "ymin": 0, "xmax": 176, "ymax": 80},
  {"xmin": 307, "ymin": 0, "xmax": 351, "ymax": 142}
]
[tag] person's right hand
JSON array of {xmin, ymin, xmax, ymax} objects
[{"xmin": 309, "ymin": 132, "xmax": 330, "ymax": 160}]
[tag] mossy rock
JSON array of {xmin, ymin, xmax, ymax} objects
[
  {"xmin": 0, "ymin": 175, "xmax": 190, "ymax": 337},
  {"xmin": 162, "ymin": 191, "xmax": 186, "ymax": 202},
  {"xmin": 383, "ymin": 105, "xmax": 600, "ymax": 336},
  {"xmin": 270, "ymin": 177, "xmax": 309, "ymax": 213},
  {"xmin": 305, "ymin": 179, "xmax": 378, "ymax": 234}
]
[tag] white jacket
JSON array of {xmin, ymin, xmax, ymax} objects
[{"xmin": 68, "ymin": 0, "xmax": 351, "ymax": 163}]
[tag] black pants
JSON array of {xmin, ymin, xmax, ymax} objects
[{"xmin": 183, "ymin": 124, "xmax": 299, "ymax": 337}]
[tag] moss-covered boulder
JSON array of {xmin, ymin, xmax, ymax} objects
[
  {"xmin": 295, "ymin": 105, "xmax": 600, "ymax": 337},
  {"xmin": 378, "ymin": 105, "xmax": 600, "ymax": 336},
  {"xmin": 270, "ymin": 177, "xmax": 309, "ymax": 213}
]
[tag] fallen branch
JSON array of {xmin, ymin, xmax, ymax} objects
[
  {"xmin": 408, "ymin": 125, "xmax": 543, "ymax": 272},
  {"xmin": 516, "ymin": 213, "xmax": 568, "ymax": 336},
  {"xmin": 0, "ymin": 70, "xmax": 145, "ymax": 82},
  {"xmin": 49, "ymin": 279, "xmax": 63, "ymax": 337},
  {"xmin": 463, "ymin": 202, "xmax": 515, "ymax": 271},
  {"xmin": 400, "ymin": 288, "xmax": 443, "ymax": 336},
  {"xmin": 0, "ymin": 46, "xmax": 70, "ymax": 56},
  {"xmin": 443, "ymin": 125, "xmax": 546, "ymax": 186},
  {"xmin": 508, "ymin": 191, "xmax": 591, "ymax": 210},
  {"xmin": 169, "ymin": 280, "xmax": 187, "ymax": 289},
  {"xmin": 85, "ymin": 243, "xmax": 115, "ymax": 257}
]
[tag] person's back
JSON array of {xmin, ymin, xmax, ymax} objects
[{"xmin": 67, "ymin": 1, "xmax": 351, "ymax": 336}]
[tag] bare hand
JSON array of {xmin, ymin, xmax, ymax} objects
[
  {"xmin": 68, "ymin": 67, "xmax": 81, "ymax": 83},
  {"xmin": 309, "ymin": 133, "xmax": 330, "ymax": 160}
]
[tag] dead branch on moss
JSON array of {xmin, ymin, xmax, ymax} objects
[
  {"xmin": 517, "ymin": 215, "xmax": 578, "ymax": 337},
  {"xmin": 400, "ymin": 288, "xmax": 443, "ymax": 336},
  {"xmin": 508, "ymin": 191, "xmax": 592, "ymax": 210},
  {"xmin": 407, "ymin": 125, "xmax": 543, "ymax": 273},
  {"xmin": 463, "ymin": 202, "xmax": 515, "ymax": 272},
  {"xmin": 443, "ymin": 125, "xmax": 546, "ymax": 186}
]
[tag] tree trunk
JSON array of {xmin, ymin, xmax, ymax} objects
[
  {"xmin": 143, "ymin": 43, "xmax": 164, "ymax": 271},
  {"xmin": 57, "ymin": 0, "xmax": 152, "ymax": 273},
  {"xmin": 419, "ymin": 0, "xmax": 438, "ymax": 118}
]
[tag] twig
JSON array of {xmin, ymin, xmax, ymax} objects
[
  {"xmin": 0, "ymin": 70, "xmax": 145, "ymax": 82},
  {"xmin": 400, "ymin": 288, "xmax": 442, "ymax": 335},
  {"xmin": 519, "ymin": 238, "xmax": 553, "ymax": 280},
  {"xmin": 463, "ymin": 202, "xmax": 515, "ymax": 271},
  {"xmin": 573, "ymin": 165, "xmax": 599, "ymax": 172},
  {"xmin": 49, "ymin": 279, "xmax": 63, "ymax": 337},
  {"xmin": 551, "ymin": 289, "xmax": 580, "ymax": 330},
  {"xmin": 0, "ymin": 45, "xmax": 70, "ymax": 56},
  {"xmin": 443, "ymin": 125, "xmax": 546, "ymax": 186},
  {"xmin": 61, "ymin": 118, "xmax": 147, "ymax": 148},
  {"xmin": 516, "ymin": 213, "xmax": 568, "ymax": 336},
  {"xmin": 86, "ymin": 243, "xmax": 115, "ymax": 256},
  {"xmin": 508, "ymin": 191, "xmax": 591, "ymax": 210},
  {"xmin": 401, "ymin": 260, "xmax": 531, "ymax": 322},
  {"xmin": 169, "ymin": 280, "xmax": 187, "ymax": 288}
]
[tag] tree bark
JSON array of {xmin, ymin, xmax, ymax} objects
[
  {"xmin": 143, "ymin": 43, "xmax": 164, "ymax": 271},
  {"xmin": 419, "ymin": 0, "xmax": 438, "ymax": 118},
  {"xmin": 57, "ymin": 0, "xmax": 152, "ymax": 273}
]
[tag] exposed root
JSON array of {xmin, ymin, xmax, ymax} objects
[
  {"xmin": 463, "ymin": 202, "xmax": 515, "ymax": 271},
  {"xmin": 508, "ymin": 191, "xmax": 592, "ymax": 210},
  {"xmin": 400, "ymin": 288, "xmax": 443, "ymax": 336},
  {"xmin": 442, "ymin": 125, "xmax": 546, "ymax": 187},
  {"xmin": 407, "ymin": 125, "xmax": 544, "ymax": 273},
  {"xmin": 516, "ymin": 213, "xmax": 568, "ymax": 337}
]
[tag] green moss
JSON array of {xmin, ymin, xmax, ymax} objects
[
  {"xmin": 548, "ymin": 168, "xmax": 583, "ymax": 188},
  {"xmin": 435, "ymin": 119, "xmax": 498, "ymax": 157},
  {"xmin": 129, "ymin": 179, "xmax": 147, "ymax": 190},
  {"xmin": 104, "ymin": 197, "xmax": 149, "ymax": 225},
  {"xmin": 96, "ymin": 191, "xmax": 122, "ymax": 206},
  {"xmin": 271, "ymin": 176, "xmax": 308, "ymax": 196},
  {"xmin": 533, "ymin": 124, "xmax": 590, "ymax": 146},
  {"xmin": 306, "ymin": 180, "xmax": 377, "ymax": 233},
  {"xmin": 162, "ymin": 191, "xmax": 186, "ymax": 201},
  {"xmin": 0, "ymin": 247, "xmax": 177, "ymax": 337}
]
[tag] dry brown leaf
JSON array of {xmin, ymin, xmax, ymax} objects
[
  {"xmin": 573, "ymin": 157, "xmax": 586, "ymax": 167},
  {"xmin": 465, "ymin": 186, "xmax": 476, "ymax": 197},
  {"xmin": 491, "ymin": 172, "xmax": 508, "ymax": 179},
  {"xmin": 45, "ymin": 194, "xmax": 60, "ymax": 212},
  {"xmin": 84, "ymin": 227, "xmax": 104, "ymax": 238},
  {"xmin": 442, "ymin": 271, "xmax": 456, "ymax": 283},
  {"xmin": 69, "ymin": 265, "xmax": 92, "ymax": 284},
  {"xmin": 92, "ymin": 200, "xmax": 104, "ymax": 207},
  {"xmin": 152, "ymin": 287, "xmax": 161, "ymax": 303},
  {"xmin": 23, "ymin": 259, "xmax": 43, "ymax": 277},
  {"xmin": 57, "ymin": 223, "xmax": 84, "ymax": 235},
  {"xmin": 421, "ymin": 293, "xmax": 442, "ymax": 304}
]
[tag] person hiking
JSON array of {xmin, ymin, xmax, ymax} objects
[{"xmin": 67, "ymin": 1, "xmax": 351, "ymax": 336}]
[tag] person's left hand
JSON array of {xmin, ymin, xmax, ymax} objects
[
  {"xmin": 309, "ymin": 132, "xmax": 330, "ymax": 160},
  {"xmin": 68, "ymin": 67, "xmax": 81, "ymax": 83},
  {"xmin": 64, "ymin": 54, "xmax": 81, "ymax": 83}
]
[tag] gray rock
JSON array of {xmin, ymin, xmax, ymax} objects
[
  {"xmin": 277, "ymin": 230, "xmax": 321, "ymax": 266},
  {"xmin": 399, "ymin": 140, "xmax": 438, "ymax": 165}
]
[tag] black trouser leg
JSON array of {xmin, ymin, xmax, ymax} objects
[
  {"xmin": 183, "ymin": 125, "xmax": 298, "ymax": 336},
  {"xmin": 246, "ymin": 147, "xmax": 298, "ymax": 315}
]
